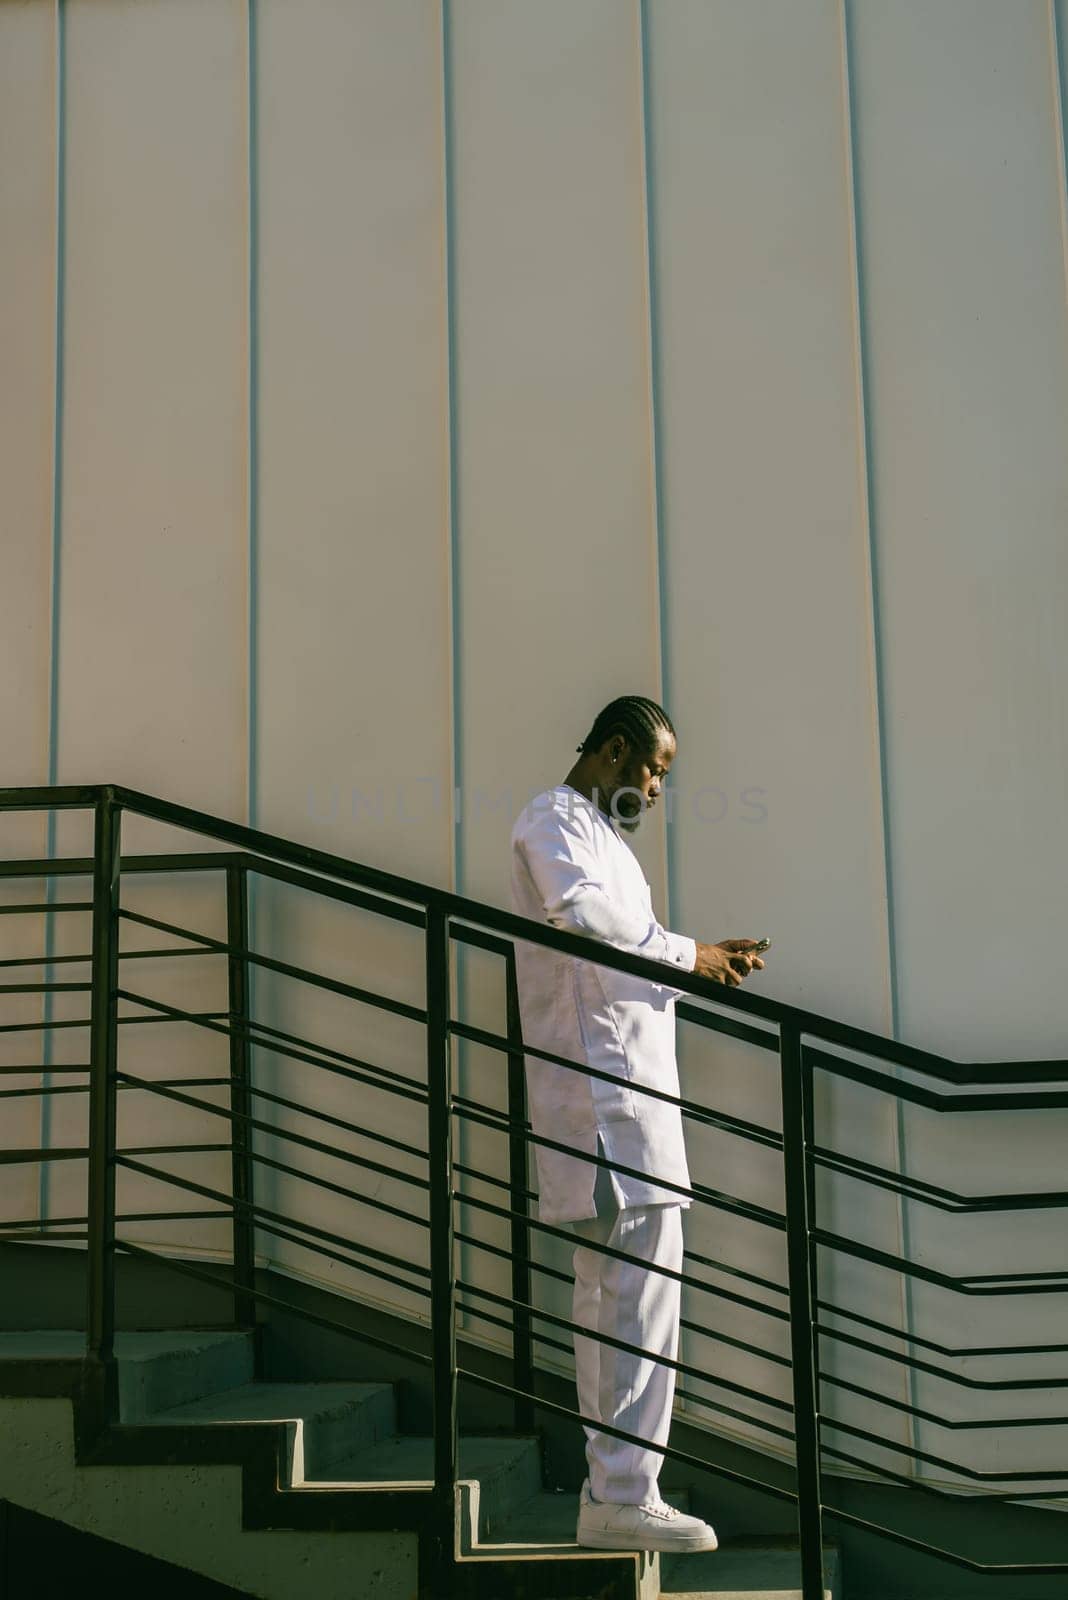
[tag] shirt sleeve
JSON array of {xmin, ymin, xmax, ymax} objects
[{"xmin": 516, "ymin": 802, "xmax": 697, "ymax": 976}]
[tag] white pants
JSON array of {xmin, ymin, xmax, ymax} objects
[{"xmin": 570, "ymin": 1173, "xmax": 684, "ymax": 1506}]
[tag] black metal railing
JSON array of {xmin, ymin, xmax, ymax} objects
[{"xmin": 1, "ymin": 783, "xmax": 1066, "ymax": 1596}]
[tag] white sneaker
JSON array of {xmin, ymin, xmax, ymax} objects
[{"xmin": 576, "ymin": 1481, "xmax": 718, "ymax": 1553}]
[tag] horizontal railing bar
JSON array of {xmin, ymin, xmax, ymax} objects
[
  {"xmin": 0, "ymin": 1231, "xmax": 88, "ymax": 1243},
  {"xmin": 239, "ymin": 1015, "xmax": 426, "ymax": 1100},
  {"xmin": 116, "ymin": 1151, "xmax": 429, "ymax": 1238},
  {"xmin": 246, "ymin": 1150, "xmax": 428, "ymax": 1230},
  {"xmin": 451, "ymin": 1189, "xmax": 785, "ymax": 1320},
  {"xmin": 111, "ymin": 1239, "xmax": 435, "ymax": 1367},
  {"xmin": 821, "ymin": 1410, "xmax": 1068, "ymax": 1484},
  {"xmin": 811, "ymin": 1226, "xmax": 1068, "ymax": 1297},
  {"xmin": 0, "ymin": 1148, "xmax": 86, "ymax": 1165},
  {"xmin": 0, "ymin": 1076, "xmax": 233, "ymax": 1104},
  {"xmin": 0, "ymin": 945, "xmax": 209, "ymax": 971},
  {"xmin": 815, "ymin": 1297, "xmax": 1068, "ymax": 1360},
  {"xmin": 451, "ymin": 1018, "xmax": 784, "ymax": 1147},
  {"xmin": 0, "ymin": 901, "xmax": 92, "ymax": 914},
  {"xmin": 449, "ymin": 923, "xmax": 511, "ymax": 957},
  {"xmin": 242, "ymin": 1081, "xmax": 429, "ymax": 1165},
  {"xmin": 1, "ymin": 1209, "xmax": 231, "ymax": 1229},
  {"xmin": 247, "ymin": 852, "xmax": 427, "ymax": 930},
  {"xmin": 453, "ymin": 1077, "xmax": 782, "ymax": 1156},
  {"xmin": 115, "ymin": 1073, "xmax": 431, "ymax": 1192},
  {"xmin": 810, "ymin": 1142, "xmax": 1068, "ymax": 1212},
  {"xmin": 121, "ymin": 1143, "xmax": 231, "ymax": 1156},
  {"xmin": 118, "ymin": 914, "xmax": 427, "ymax": 1025},
  {"xmin": 805, "ymin": 1045, "xmax": 1068, "ymax": 1110},
  {"xmin": 0, "ymin": 1215, "xmax": 86, "ymax": 1229},
  {"xmin": 117, "ymin": 1210, "xmax": 232, "ymax": 1223},
  {"xmin": 0, "ymin": 1010, "xmax": 228, "ymax": 1038},
  {"xmin": 454, "ymin": 1157, "xmax": 536, "ymax": 1203},
  {"xmin": 820, "ymin": 1495, "xmax": 1068, "ymax": 1574},
  {"xmin": 0, "ymin": 981, "xmax": 89, "ymax": 994},
  {"xmin": 822, "ymin": 1368, "xmax": 1068, "ymax": 1428},
  {"xmin": 0, "ymin": 1017, "xmax": 88, "ymax": 1036},
  {"xmin": 0, "ymin": 1064, "xmax": 89, "ymax": 1074},
  {"xmin": 455, "ymin": 1365, "xmax": 797, "ymax": 1505},
  {"xmin": 453, "ymin": 1298, "xmax": 798, "ymax": 1444},
  {"xmin": 250, "ymin": 1216, "xmax": 432, "ymax": 1302},
  {"xmin": 452, "ymin": 1098, "xmax": 785, "ymax": 1228},
  {"xmin": 248, "ymin": 1211, "xmax": 431, "ymax": 1286},
  {"xmin": 112, "ymin": 988, "xmax": 429, "ymax": 1107},
  {"xmin": 453, "ymin": 1226, "xmax": 792, "ymax": 1366},
  {"xmin": 454, "ymin": 1275, "xmax": 794, "ymax": 1409},
  {"xmin": 817, "ymin": 1319, "xmax": 1068, "ymax": 1390},
  {"xmin": 0, "ymin": 850, "xmax": 242, "ymax": 878},
  {"xmin": 676, "ymin": 1000, "xmax": 779, "ymax": 1053},
  {"xmin": 681, "ymin": 1245, "xmax": 789, "ymax": 1301},
  {"xmin": 0, "ymin": 1084, "xmax": 86, "ymax": 1101},
  {"xmin": 114, "ymin": 1158, "xmax": 431, "ymax": 1283},
  {"xmin": 5, "ymin": 783, "xmax": 1068, "ymax": 1089},
  {"xmin": 118, "ymin": 906, "xmax": 227, "ymax": 952},
  {"xmin": 819, "ymin": 1442, "xmax": 1068, "ymax": 1508}
]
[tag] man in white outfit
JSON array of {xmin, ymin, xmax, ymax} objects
[{"xmin": 509, "ymin": 695, "xmax": 765, "ymax": 1554}]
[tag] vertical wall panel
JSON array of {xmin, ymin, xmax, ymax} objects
[
  {"xmin": 643, "ymin": 0, "xmax": 906, "ymax": 1460},
  {"xmin": 253, "ymin": 0, "xmax": 450, "ymax": 1307},
  {"xmin": 50, "ymin": 0, "xmax": 250, "ymax": 1244},
  {"xmin": 0, "ymin": 0, "xmax": 60, "ymax": 1233},
  {"xmin": 849, "ymin": 0, "xmax": 1068, "ymax": 1488},
  {"xmin": 447, "ymin": 0, "xmax": 667, "ymax": 1346},
  {"xmin": 449, "ymin": 0, "xmax": 665, "ymax": 900},
  {"xmin": 850, "ymin": 0, "xmax": 1068, "ymax": 1059}
]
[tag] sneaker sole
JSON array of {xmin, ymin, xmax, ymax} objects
[{"xmin": 576, "ymin": 1530, "xmax": 719, "ymax": 1554}]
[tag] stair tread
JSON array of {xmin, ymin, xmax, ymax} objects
[
  {"xmin": 659, "ymin": 1540, "xmax": 839, "ymax": 1599},
  {"xmin": 307, "ymin": 1431, "xmax": 538, "ymax": 1486},
  {"xmin": 148, "ymin": 1380, "xmax": 393, "ymax": 1425},
  {"xmin": 483, "ymin": 1493, "xmax": 839, "ymax": 1572}
]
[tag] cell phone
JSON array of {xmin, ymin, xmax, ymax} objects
[{"xmin": 750, "ymin": 938, "xmax": 771, "ymax": 955}]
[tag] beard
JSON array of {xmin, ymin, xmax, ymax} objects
[{"xmin": 610, "ymin": 777, "xmax": 647, "ymax": 833}]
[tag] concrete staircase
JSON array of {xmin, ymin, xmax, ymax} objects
[{"xmin": 0, "ymin": 1329, "xmax": 839, "ymax": 1599}]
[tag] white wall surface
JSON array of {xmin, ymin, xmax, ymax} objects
[{"xmin": 1, "ymin": 0, "xmax": 1065, "ymax": 1498}]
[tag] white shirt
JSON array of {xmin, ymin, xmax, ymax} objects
[{"xmin": 509, "ymin": 785, "xmax": 697, "ymax": 1223}]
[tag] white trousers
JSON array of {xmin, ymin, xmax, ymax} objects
[{"xmin": 570, "ymin": 1187, "xmax": 684, "ymax": 1506}]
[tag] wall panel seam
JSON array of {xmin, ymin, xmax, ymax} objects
[
  {"xmin": 837, "ymin": 0, "xmax": 919, "ymax": 1471},
  {"xmin": 636, "ymin": 0, "xmax": 675, "ymax": 923},
  {"xmin": 1049, "ymin": 1, "xmax": 1068, "ymax": 316},
  {"xmin": 39, "ymin": 0, "xmax": 68, "ymax": 1219}
]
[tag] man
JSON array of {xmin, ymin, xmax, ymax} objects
[{"xmin": 509, "ymin": 694, "xmax": 765, "ymax": 1554}]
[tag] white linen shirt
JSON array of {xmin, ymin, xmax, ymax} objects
[{"xmin": 509, "ymin": 785, "xmax": 697, "ymax": 1224}]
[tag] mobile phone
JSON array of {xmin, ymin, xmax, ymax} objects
[{"xmin": 750, "ymin": 938, "xmax": 771, "ymax": 955}]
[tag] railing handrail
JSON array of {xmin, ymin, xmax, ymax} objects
[
  {"xmin": 2, "ymin": 781, "xmax": 1065, "ymax": 1089},
  {"xmin": 2, "ymin": 781, "xmax": 1067, "ymax": 1588}
]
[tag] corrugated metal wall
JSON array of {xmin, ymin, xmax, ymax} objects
[{"xmin": 3, "ymin": 0, "xmax": 1066, "ymax": 1495}]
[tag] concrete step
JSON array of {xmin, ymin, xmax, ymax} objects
[
  {"xmin": 308, "ymin": 1430, "xmax": 543, "ymax": 1543},
  {"xmin": 461, "ymin": 1488, "xmax": 655, "ymax": 1599},
  {"xmin": 147, "ymin": 1378, "xmax": 397, "ymax": 1478},
  {"xmin": 0, "ymin": 1329, "xmax": 255, "ymax": 1421},
  {"xmin": 659, "ymin": 1534, "xmax": 840, "ymax": 1599}
]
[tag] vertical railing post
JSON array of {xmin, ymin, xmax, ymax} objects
[
  {"xmin": 86, "ymin": 788, "xmax": 121, "ymax": 1420},
  {"xmin": 426, "ymin": 902, "xmax": 457, "ymax": 1584},
  {"xmin": 505, "ymin": 949, "xmax": 535, "ymax": 1433},
  {"xmin": 780, "ymin": 1020, "xmax": 825, "ymax": 1600},
  {"xmin": 226, "ymin": 858, "xmax": 256, "ymax": 1338}
]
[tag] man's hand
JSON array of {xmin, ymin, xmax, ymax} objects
[{"xmin": 693, "ymin": 939, "xmax": 767, "ymax": 987}]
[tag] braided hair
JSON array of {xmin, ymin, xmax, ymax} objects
[{"xmin": 575, "ymin": 695, "xmax": 675, "ymax": 758}]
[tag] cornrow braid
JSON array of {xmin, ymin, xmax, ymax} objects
[{"xmin": 575, "ymin": 695, "xmax": 675, "ymax": 758}]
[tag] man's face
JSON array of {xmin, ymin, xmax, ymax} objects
[{"xmin": 608, "ymin": 732, "xmax": 677, "ymax": 833}]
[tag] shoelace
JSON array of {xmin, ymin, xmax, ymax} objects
[{"xmin": 642, "ymin": 1501, "xmax": 680, "ymax": 1519}]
